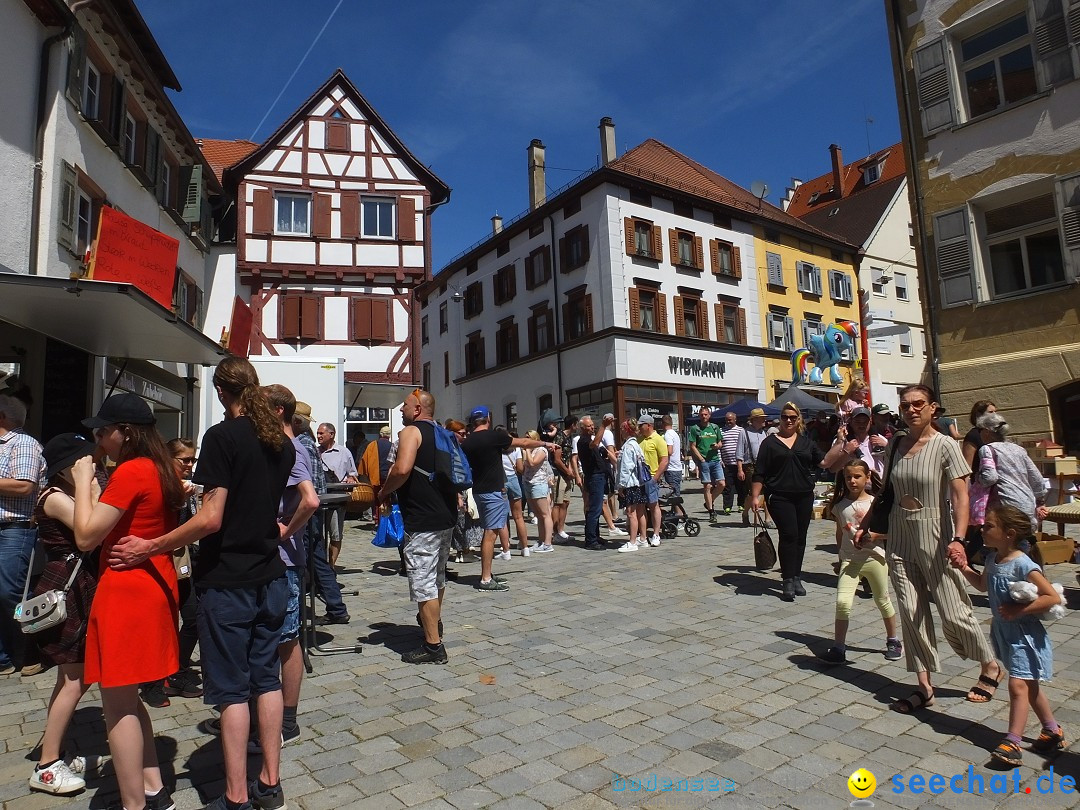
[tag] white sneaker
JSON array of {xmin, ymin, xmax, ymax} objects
[
  {"xmin": 636, "ymin": 538, "xmax": 648, "ymax": 547},
  {"xmin": 29, "ymin": 760, "xmax": 85, "ymax": 795},
  {"xmin": 556, "ymin": 531, "xmax": 571, "ymax": 540},
  {"xmin": 648, "ymin": 535, "xmax": 661, "ymax": 547},
  {"xmin": 608, "ymin": 527, "xmax": 629, "ymax": 536},
  {"xmin": 533, "ymin": 544, "xmax": 554, "ymax": 553},
  {"xmin": 616, "ymin": 542, "xmax": 638, "ymax": 553},
  {"xmin": 496, "ymin": 550, "xmax": 512, "ymax": 561},
  {"xmin": 530, "ymin": 516, "xmax": 538, "ymax": 525}
]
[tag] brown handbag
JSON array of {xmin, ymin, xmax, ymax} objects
[{"xmin": 752, "ymin": 510, "xmax": 777, "ymax": 570}]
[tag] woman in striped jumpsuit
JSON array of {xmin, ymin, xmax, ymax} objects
[{"xmin": 871, "ymin": 384, "xmax": 1001, "ymax": 713}]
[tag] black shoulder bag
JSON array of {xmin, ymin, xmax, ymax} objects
[{"xmin": 865, "ymin": 430, "xmax": 908, "ymax": 536}]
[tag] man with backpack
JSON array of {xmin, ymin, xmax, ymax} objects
[{"xmin": 378, "ymin": 389, "xmax": 459, "ymax": 664}]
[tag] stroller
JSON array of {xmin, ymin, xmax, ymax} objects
[{"xmin": 657, "ymin": 481, "xmax": 701, "ymax": 539}]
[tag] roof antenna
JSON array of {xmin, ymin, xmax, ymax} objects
[
  {"xmin": 751, "ymin": 180, "xmax": 769, "ymax": 209},
  {"xmin": 248, "ymin": 0, "xmax": 345, "ymax": 141}
]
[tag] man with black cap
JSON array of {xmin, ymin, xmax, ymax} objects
[
  {"xmin": 822, "ymin": 406, "xmax": 878, "ymax": 474},
  {"xmin": 0, "ymin": 393, "xmax": 46, "ymax": 676},
  {"xmin": 461, "ymin": 405, "xmax": 555, "ymax": 590}
]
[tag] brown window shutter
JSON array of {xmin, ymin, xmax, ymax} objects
[
  {"xmin": 668, "ymin": 230, "xmax": 678, "ymax": 265},
  {"xmin": 371, "ymin": 299, "xmax": 391, "ymax": 341},
  {"xmin": 624, "ymin": 218, "xmax": 635, "ymax": 255},
  {"xmin": 732, "ymin": 245, "xmax": 742, "ymax": 279},
  {"xmin": 300, "ymin": 295, "xmax": 321, "ymax": 339},
  {"xmin": 737, "ymin": 307, "xmax": 748, "ymax": 345},
  {"xmin": 443, "ymin": 352, "xmax": 449, "ymax": 386},
  {"xmin": 524, "ymin": 254, "xmax": 535, "ymax": 290},
  {"xmin": 710, "ymin": 239, "xmax": 719, "ymax": 273},
  {"xmin": 98, "ymin": 72, "xmax": 113, "ymax": 125},
  {"xmin": 313, "ymin": 193, "xmax": 332, "ymax": 238},
  {"xmin": 546, "ymin": 312, "xmax": 555, "ymax": 347},
  {"xmin": 512, "ymin": 323, "xmax": 520, "ymax": 358},
  {"xmin": 652, "ymin": 225, "xmax": 662, "ymax": 260},
  {"xmin": 527, "ymin": 313, "xmax": 537, "ymax": 353},
  {"xmin": 674, "ymin": 295, "xmax": 685, "ymax": 336},
  {"xmin": 541, "ymin": 245, "xmax": 551, "ymax": 279},
  {"xmin": 509, "ymin": 265, "xmax": 517, "ymax": 299},
  {"xmin": 327, "ymin": 120, "xmax": 348, "ymax": 150},
  {"xmin": 253, "ymin": 189, "xmax": 273, "ymax": 235},
  {"xmin": 281, "ymin": 294, "xmax": 301, "ymax": 339},
  {"xmin": 584, "ymin": 294, "xmax": 593, "ymax": 334},
  {"xmin": 398, "ymin": 197, "xmax": 416, "ymax": 242},
  {"xmin": 351, "ymin": 298, "xmax": 371, "ymax": 340},
  {"xmin": 694, "ymin": 236, "xmax": 704, "ymax": 269},
  {"xmin": 628, "ymin": 287, "xmax": 640, "ymax": 330},
  {"xmin": 341, "ymin": 193, "xmax": 359, "ymax": 239},
  {"xmin": 714, "ymin": 304, "xmax": 724, "ymax": 342},
  {"xmin": 657, "ymin": 292, "xmax": 668, "ymax": 333},
  {"xmin": 558, "ymin": 236, "xmax": 567, "ymax": 271},
  {"xmin": 561, "ymin": 301, "xmax": 569, "ymax": 341},
  {"xmin": 699, "ymin": 300, "xmax": 709, "ymax": 340}
]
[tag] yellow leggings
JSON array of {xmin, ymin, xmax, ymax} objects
[{"xmin": 836, "ymin": 556, "xmax": 896, "ymax": 621}]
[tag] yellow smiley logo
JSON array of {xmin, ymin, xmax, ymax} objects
[{"xmin": 848, "ymin": 768, "xmax": 876, "ymax": 798}]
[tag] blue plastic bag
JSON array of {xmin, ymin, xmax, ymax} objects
[{"xmin": 372, "ymin": 504, "xmax": 405, "ymax": 548}]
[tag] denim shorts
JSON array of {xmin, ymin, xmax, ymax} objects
[
  {"xmin": 524, "ymin": 480, "xmax": 550, "ymax": 501},
  {"xmin": 505, "ymin": 475, "xmax": 523, "ymax": 501},
  {"xmin": 280, "ymin": 567, "xmax": 302, "ymax": 644},
  {"xmin": 699, "ymin": 460, "xmax": 723, "ymax": 484},
  {"xmin": 645, "ymin": 478, "xmax": 660, "ymax": 504},
  {"xmin": 403, "ymin": 529, "xmax": 453, "ymax": 603},
  {"xmin": 197, "ymin": 575, "xmax": 288, "ymax": 706},
  {"xmin": 663, "ymin": 469, "xmax": 683, "ymax": 497},
  {"xmin": 475, "ymin": 491, "xmax": 510, "ymax": 529}
]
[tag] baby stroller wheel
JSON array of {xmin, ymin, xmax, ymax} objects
[
  {"xmin": 684, "ymin": 519, "xmax": 701, "ymax": 537},
  {"xmin": 660, "ymin": 522, "xmax": 678, "ymax": 539}
]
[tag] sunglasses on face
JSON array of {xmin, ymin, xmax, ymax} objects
[
  {"xmin": 780, "ymin": 414, "xmax": 799, "ymax": 421},
  {"xmin": 899, "ymin": 400, "xmax": 929, "ymax": 412},
  {"xmin": 176, "ymin": 456, "xmax": 197, "ymax": 464}
]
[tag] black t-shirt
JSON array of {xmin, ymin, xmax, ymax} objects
[
  {"xmin": 193, "ymin": 416, "xmax": 295, "ymax": 589},
  {"xmin": 751, "ymin": 434, "xmax": 824, "ymax": 495},
  {"xmin": 964, "ymin": 426, "xmax": 985, "ymax": 473},
  {"xmin": 577, "ymin": 432, "xmax": 610, "ymax": 478},
  {"xmin": 396, "ymin": 421, "xmax": 457, "ymax": 533},
  {"xmin": 461, "ymin": 428, "xmax": 513, "ymax": 494}
]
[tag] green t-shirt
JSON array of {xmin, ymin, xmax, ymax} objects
[{"xmin": 688, "ymin": 422, "xmax": 721, "ymax": 462}]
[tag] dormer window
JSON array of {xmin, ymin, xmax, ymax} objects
[{"xmin": 863, "ymin": 163, "xmax": 881, "ymax": 184}]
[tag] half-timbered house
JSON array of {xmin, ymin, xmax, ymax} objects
[{"xmin": 201, "ymin": 69, "xmax": 449, "ymax": 443}]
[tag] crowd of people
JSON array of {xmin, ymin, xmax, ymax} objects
[{"xmin": 0, "ymin": 372, "xmax": 1069, "ymax": 804}]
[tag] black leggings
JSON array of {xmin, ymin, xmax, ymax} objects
[{"xmin": 767, "ymin": 491, "xmax": 814, "ymax": 579}]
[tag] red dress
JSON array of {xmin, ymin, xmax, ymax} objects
[{"xmin": 84, "ymin": 457, "xmax": 179, "ymax": 688}]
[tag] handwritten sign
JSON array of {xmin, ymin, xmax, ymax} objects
[
  {"xmin": 88, "ymin": 206, "xmax": 179, "ymax": 311},
  {"xmin": 228, "ymin": 297, "xmax": 253, "ymax": 357}
]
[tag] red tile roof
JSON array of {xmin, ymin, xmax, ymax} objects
[
  {"xmin": 197, "ymin": 138, "xmax": 259, "ymax": 184},
  {"xmin": 608, "ymin": 139, "xmax": 855, "ymax": 247},
  {"xmin": 785, "ymin": 143, "xmax": 906, "ymax": 219}
]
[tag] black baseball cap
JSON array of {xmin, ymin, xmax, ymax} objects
[
  {"xmin": 43, "ymin": 433, "xmax": 95, "ymax": 479},
  {"xmin": 82, "ymin": 393, "xmax": 155, "ymax": 429}
]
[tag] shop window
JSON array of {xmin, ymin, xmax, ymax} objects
[
  {"xmin": 714, "ymin": 303, "xmax": 748, "ymax": 345},
  {"xmin": 629, "ymin": 287, "xmax": 667, "ymax": 333},
  {"xmin": 465, "ymin": 331, "xmax": 485, "ymax": 375},
  {"xmin": 280, "ymin": 293, "xmax": 322, "ymax": 340}
]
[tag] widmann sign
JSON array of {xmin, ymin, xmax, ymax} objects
[
  {"xmin": 88, "ymin": 206, "xmax": 179, "ymax": 311},
  {"xmin": 668, "ymin": 356, "xmax": 726, "ymax": 378}
]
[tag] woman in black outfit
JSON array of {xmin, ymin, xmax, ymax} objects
[{"xmin": 750, "ymin": 402, "xmax": 826, "ymax": 601}]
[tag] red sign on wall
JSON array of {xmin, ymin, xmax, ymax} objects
[
  {"xmin": 88, "ymin": 206, "xmax": 179, "ymax": 311},
  {"xmin": 228, "ymin": 297, "xmax": 253, "ymax": 357}
]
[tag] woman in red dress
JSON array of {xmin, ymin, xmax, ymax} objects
[{"xmin": 72, "ymin": 393, "xmax": 184, "ymax": 810}]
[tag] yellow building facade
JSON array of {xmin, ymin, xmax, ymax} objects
[{"xmin": 751, "ymin": 226, "xmax": 861, "ymax": 401}]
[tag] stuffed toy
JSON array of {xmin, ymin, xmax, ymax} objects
[{"xmin": 1008, "ymin": 580, "xmax": 1066, "ymax": 621}]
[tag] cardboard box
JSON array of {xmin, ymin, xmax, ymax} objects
[{"xmin": 1030, "ymin": 533, "xmax": 1077, "ymax": 566}]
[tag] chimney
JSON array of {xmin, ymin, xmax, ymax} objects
[
  {"xmin": 528, "ymin": 139, "xmax": 546, "ymax": 210},
  {"xmin": 599, "ymin": 116, "xmax": 616, "ymax": 165},
  {"xmin": 830, "ymin": 143, "xmax": 844, "ymax": 200},
  {"xmin": 491, "ymin": 214, "xmax": 503, "ymax": 235}
]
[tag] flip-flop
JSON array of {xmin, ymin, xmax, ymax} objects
[
  {"xmin": 967, "ymin": 669, "xmax": 1001, "ymax": 703},
  {"xmin": 891, "ymin": 690, "xmax": 934, "ymax": 714}
]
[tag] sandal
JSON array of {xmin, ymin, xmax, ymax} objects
[
  {"xmin": 991, "ymin": 739, "xmax": 1022, "ymax": 767},
  {"xmin": 967, "ymin": 666, "xmax": 1002, "ymax": 703},
  {"xmin": 891, "ymin": 689, "xmax": 934, "ymax": 714}
]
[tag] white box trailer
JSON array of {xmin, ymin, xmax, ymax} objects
[{"xmin": 247, "ymin": 357, "xmax": 345, "ymax": 430}]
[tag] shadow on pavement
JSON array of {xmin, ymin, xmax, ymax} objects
[{"xmin": 364, "ymin": 621, "xmax": 422, "ymax": 654}]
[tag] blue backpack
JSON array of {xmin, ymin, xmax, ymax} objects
[{"xmin": 415, "ymin": 423, "xmax": 473, "ymax": 492}]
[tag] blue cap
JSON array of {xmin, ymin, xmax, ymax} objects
[{"xmin": 468, "ymin": 405, "xmax": 491, "ymax": 422}]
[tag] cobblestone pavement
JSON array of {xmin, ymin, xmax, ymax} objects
[{"xmin": 3, "ymin": 481, "xmax": 1080, "ymax": 810}]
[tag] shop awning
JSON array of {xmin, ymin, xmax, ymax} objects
[{"xmin": 0, "ymin": 274, "xmax": 227, "ymax": 365}]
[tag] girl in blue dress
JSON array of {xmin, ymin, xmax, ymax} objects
[{"xmin": 953, "ymin": 505, "xmax": 1063, "ymax": 766}]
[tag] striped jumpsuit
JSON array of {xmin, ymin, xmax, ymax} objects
[{"xmin": 885, "ymin": 432, "xmax": 994, "ymax": 673}]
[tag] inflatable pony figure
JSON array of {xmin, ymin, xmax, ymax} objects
[{"xmin": 791, "ymin": 320, "xmax": 859, "ymax": 386}]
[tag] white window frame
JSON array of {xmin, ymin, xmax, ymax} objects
[
  {"xmin": 894, "ymin": 272, "xmax": 909, "ymax": 301},
  {"xmin": 677, "ymin": 232, "xmax": 694, "ymax": 266},
  {"xmin": 957, "ymin": 12, "xmax": 1036, "ymax": 120},
  {"xmin": 828, "ymin": 270, "xmax": 853, "ymax": 303},
  {"xmin": 122, "ymin": 112, "xmax": 137, "ymax": 165},
  {"xmin": 160, "ymin": 162, "xmax": 172, "ymax": 209},
  {"xmin": 633, "ymin": 220, "xmax": 652, "ymax": 255},
  {"xmin": 796, "ymin": 261, "xmax": 822, "ymax": 295},
  {"xmin": 535, "ymin": 310, "xmax": 552, "ymax": 352},
  {"xmin": 984, "ymin": 216, "xmax": 1065, "ymax": 299},
  {"xmin": 362, "ymin": 196, "xmax": 395, "ymax": 239},
  {"xmin": 863, "ymin": 163, "xmax": 881, "ymax": 184},
  {"xmin": 683, "ymin": 299, "xmax": 700, "ymax": 338},
  {"xmin": 638, "ymin": 289, "xmax": 657, "ymax": 331},
  {"xmin": 899, "ymin": 329, "xmax": 913, "ymax": 356},
  {"xmin": 83, "ymin": 61, "xmax": 100, "ymax": 120},
  {"xmin": 76, "ymin": 189, "xmax": 93, "ymax": 255},
  {"xmin": 767, "ymin": 312, "xmax": 793, "ymax": 351},
  {"xmin": 871, "ymin": 267, "xmax": 887, "ymax": 297},
  {"xmin": 275, "ymin": 192, "xmax": 311, "ymax": 235}
]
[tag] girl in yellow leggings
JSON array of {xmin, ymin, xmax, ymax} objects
[{"xmin": 820, "ymin": 460, "xmax": 902, "ymax": 664}]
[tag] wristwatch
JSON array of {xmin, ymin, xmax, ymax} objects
[{"xmin": 951, "ymin": 536, "xmax": 964, "ymax": 544}]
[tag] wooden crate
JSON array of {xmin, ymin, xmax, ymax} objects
[{"xmin": 1029, "ymin": 533, "xmax": 1077, "ymax": 566}]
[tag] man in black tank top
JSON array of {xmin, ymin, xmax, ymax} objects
[{"xmin": 378, "ymin": 389, "xmax": 457, "ymax": 664}]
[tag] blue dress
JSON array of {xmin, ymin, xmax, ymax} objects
[{"xmin": 985, "ymin": 551, "xmax": 1053, "ymax": 681}]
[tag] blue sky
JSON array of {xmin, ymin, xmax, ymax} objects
[{"xmin": 142, "ymin": 1, "xmax": 901, "ymax": 269}]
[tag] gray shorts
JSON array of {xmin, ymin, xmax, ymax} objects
[{"xmin": 403, "ymin": 528, "xmax": 453, "ymax": 603}]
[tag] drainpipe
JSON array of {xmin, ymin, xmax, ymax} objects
[
  {"xmin": 891, "ymin": 0, "xmax": 942, "ymax": 396},
  {"xmin": 547, "ymin": 212, "xmax": 564, "ymax": 413},
  {"xmin": 29, "ymin": 2, "xmax": 80, "ymax": 276}
]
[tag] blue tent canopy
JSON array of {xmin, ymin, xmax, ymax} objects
[
  {"xmin": 767, "ymin": 383, "xmax": 837, "ymax": 414},
  {"xmin": 712, "ymin": 398, "xmax": 782, "ymax": 420}
]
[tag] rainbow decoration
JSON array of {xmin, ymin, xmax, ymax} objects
[{"xmin": 790, "ymin": 321, "xmax": 859, "ymax": 386}]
